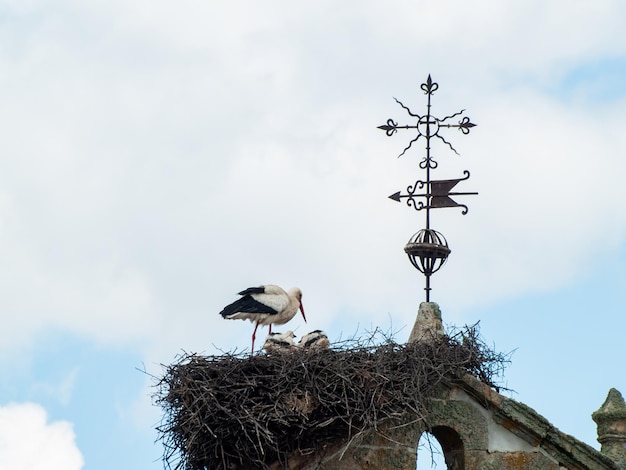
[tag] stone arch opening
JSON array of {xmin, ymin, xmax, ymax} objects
[
  {"xmin": 431, "ymin": 426, "xmax": 465, "ymax": 469},
  {"xmin": 417, "ymin": 426, "xmax": 465, "ymax": 469},
  {"xmin": 416, "ymin": 431, "xmax": 445, "ymax": 469}
]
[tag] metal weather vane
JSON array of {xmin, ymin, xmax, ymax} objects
[{"xmin": 379, "ymin": 75, "xmax": 477, "ymax": 301}]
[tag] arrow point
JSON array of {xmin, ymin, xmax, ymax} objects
[{"xmin": 389, "ymin": 191, "xmax": 402, "ymax": 202}]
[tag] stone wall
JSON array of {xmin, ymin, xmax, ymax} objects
[
  {"xmin": 268, "ymin": 303, "xmax": 624, "ymax": 470},
  {"xmin": 273, "ymin": 375, "xmax": 617, "ymax": 469}
]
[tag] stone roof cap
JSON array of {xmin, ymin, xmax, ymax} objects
[{"xmin": 593, "ymin": 388, "xmax": 626, "ymax": 422}]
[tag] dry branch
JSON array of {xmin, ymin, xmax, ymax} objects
[{"xmin": 154, "ymin": 325, "xmax": 509, "ymax": 470}]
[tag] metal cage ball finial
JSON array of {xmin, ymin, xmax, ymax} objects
[{"xmin": 404, "ymin": 229, "xmax": 450, "ymax": 275}]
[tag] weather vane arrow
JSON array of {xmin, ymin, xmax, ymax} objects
[{"xmin": 388, "ymin": 171, "xmax": 478, "ymax": 214}]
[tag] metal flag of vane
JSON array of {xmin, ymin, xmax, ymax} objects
[
  {"xmin": 388, "ymin": 170, "xmax": 478, "ymax": 215},
  {"xmin": 379, "ymin": 75, "xmax": 477, "ymax": 302}
]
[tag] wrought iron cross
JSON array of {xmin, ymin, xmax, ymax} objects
[{"xmin": 379, "ymin": 75, "xmax": 477, "ymax": 301}]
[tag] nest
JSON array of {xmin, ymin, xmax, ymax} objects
[{"xmin": 155, "ymin": 325, "xmax": 508, "ymax": 470}]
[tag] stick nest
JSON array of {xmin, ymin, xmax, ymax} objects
[{"xmin": 155, "ymin": 325, "xmax": 509, "ymax": 470}]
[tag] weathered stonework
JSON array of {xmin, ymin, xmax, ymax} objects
[
  {"xmin": 268, "ymin": 303, "xmax": 624, "ymax": 470},
  {"xmin": 275, "ymin": 375, "xmax": 619, "ymax": 470},
  {"xmin": 408, "ymin": 302, "xmax": 444, "ymax": 343},
  {"xmin": 593, "ymin": 388, "xmax": 626, "ymax": 469},
  {"xmin": 269, "ymin": 418, "xmax": 420, "ymax": 470}
]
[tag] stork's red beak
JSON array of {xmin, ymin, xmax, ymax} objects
[{"xmin": 300, "ymin": 302, "xmax": 307, "ymax": 323}]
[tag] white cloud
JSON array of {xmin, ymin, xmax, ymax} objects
[
  {"xmin": 0, "ymin": 403, "xmax": 83, "ymax": 470},
  {"xmin": 0, "ymin": 3, "xmax": 625, "ymax": 465},
  {"xmin": 0, "ymin": 0, "xmax": 625, "ymax": 361}
]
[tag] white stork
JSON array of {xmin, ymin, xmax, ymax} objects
[
  {"xmin": 263, "ymin": 331, "xmax": 296, "ymax": 354},
  {"xmin": 219, "ymin": 285, "xmax": 306, "ymax": 354},
  {"xmin": 298, "ymin": 330, "xmax": 329, "ymax": 349}
]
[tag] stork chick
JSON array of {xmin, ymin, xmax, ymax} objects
[
  {"xmin": 298, "ymin": 330, "xmax": 330, "ymax": 349},
  {"xmin": 263, "ymin": 331, "xmax": 296, "ymax": 354}
]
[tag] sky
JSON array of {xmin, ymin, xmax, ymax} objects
[{"xmin": 0, "ymin": 0, "xmax": 626, "ymax": 468}]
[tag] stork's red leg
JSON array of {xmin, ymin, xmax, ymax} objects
[{"xmin": 251, "ymin": 322, "xmax": 260, "ymax": 355}]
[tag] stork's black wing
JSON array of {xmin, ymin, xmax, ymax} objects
[{"xmin": 219, "ymin": 291, "xmax": 278, "ymax": 318}]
